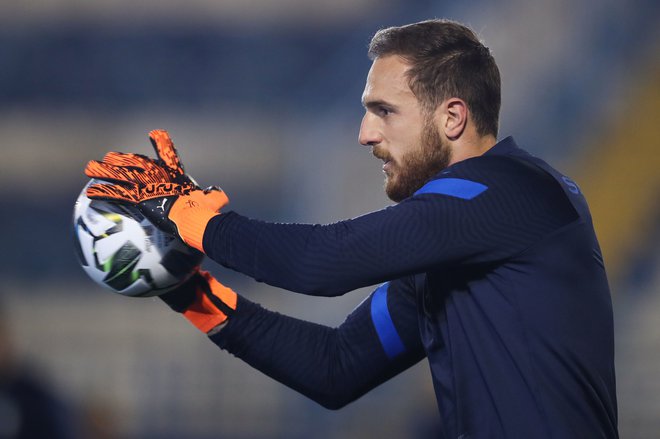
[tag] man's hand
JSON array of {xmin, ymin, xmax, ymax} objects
[
  {"xmin": 160, "ymin": 269, "xmax": 238, "ymax": 334},
  {"xmin": 85, "ymin": 130, "xmax": 228, "ymax": 250}
]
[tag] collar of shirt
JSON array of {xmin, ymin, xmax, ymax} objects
[{"xmin": 484, "ymin": 136, "xmax": 520, "ymax": 157}]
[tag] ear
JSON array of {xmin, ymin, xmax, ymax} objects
[{"xmin": 438, "ymin": 98, "xmax": 468, "ymax": 140}]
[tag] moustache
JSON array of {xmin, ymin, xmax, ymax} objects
[{"xmin": 372, "ymin": 146, "xmax": 393, "ymax": 163}]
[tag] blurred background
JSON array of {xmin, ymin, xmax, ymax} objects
[{"xmin": 1, "ymin": 0, "xmax": 659, "ymax": 437}]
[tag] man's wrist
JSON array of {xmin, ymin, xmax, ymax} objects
[
  {"xmin": 179, "ymin": 271, "xmax": 237, "ymax": 334},
  {"xmin": 206, "ymin": 321, "xmax": 229, "ymax": 336}
]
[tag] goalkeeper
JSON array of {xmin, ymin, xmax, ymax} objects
[{"xmin": 84, "ymin": 19, "xmax": 618, "ymax": 439}]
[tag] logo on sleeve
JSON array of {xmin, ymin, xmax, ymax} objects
[{"xmin": 561, "ymin": 176, "xmax": 580, "ymax": 194}]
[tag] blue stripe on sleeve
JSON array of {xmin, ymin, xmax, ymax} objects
[
  {"xmin": 414, "ymin": 177, "xmax": 488, "ymax": 199},
  {"xmin": 370, "ymin": 283, "xmax": 406, "ymax": 359}
]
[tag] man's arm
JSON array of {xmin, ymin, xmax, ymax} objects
[
  {"xmin": 85, "ymin": 142, "xmax": 578, "ymax": 297},
  {"xmin": 203, "ymin": 156, "xmax": 579, "ymax": 296},
  {"xmin": 210, "ymin": 277, "xmax": 425, "ymax": 409}
]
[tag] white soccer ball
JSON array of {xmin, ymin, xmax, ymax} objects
[{"xmin": 73, "ymin": 180, "xmax": 203, "ymax": 297}]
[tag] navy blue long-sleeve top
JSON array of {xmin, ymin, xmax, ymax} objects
[{"xmin": 206, "ymin": 137, "xmax": 618, "ymax": 438}]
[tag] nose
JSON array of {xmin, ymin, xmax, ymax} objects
[{"xmin": 358, "ymin": 113, "xmax": 382, "ymax": 147}]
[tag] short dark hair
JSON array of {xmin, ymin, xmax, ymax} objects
[{"xmin": 368, "ymin": 19, "xmax": 501, "ymax": 137}]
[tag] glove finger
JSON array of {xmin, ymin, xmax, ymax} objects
[
  {"xmin": 85, "ymin": 160, "xmax": 143, "ymax": 184},
  {"xmin": 159, "ymin": 268, "xmax": 203, "ymax": 312},
  {"xmin": 103, "ymin": 152, "xmax": 173, "ymax": 182},
  {"xmin": 101, "ymin": 151, "xmax": 156, "ymax": 169},
  {"xmin": 85, "ymin": 160, "xmax": 172, "ymax": 186},
  {"xmin": 149, "ymin": 129, "xmax": 186, "ymax": 177},
  {"xmin": 85, "ymin": 160, "xmax": 177, "ymax": 185},
  {"xmin": 201, "ymin": 186, "xmax": 230, "ymax": 212},
  {"xmin": 86, "ymin": 183, "xmax": 139, "ymax": 204}
]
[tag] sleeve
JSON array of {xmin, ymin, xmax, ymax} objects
[
  {"xmin": 210, "ymin": 277, "xmax": 425, "ymax": 409},
  {"xmin": 203, "ymin": 155, "xmax": 579, "ymax": 296}
]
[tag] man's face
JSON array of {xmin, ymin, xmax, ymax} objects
[{"xmin": 359, "ymin": 55, "xmax": 451, "ymax": 202}]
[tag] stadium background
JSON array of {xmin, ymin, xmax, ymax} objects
[{"xmin": 1, "ymin": 0, "xmax": 658, "ymax": 437}]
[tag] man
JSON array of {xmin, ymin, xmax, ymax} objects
[{"xmin": 84, "ymin": 19, "xmax": 618, "ymax": 438}]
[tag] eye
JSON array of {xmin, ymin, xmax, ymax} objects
[{"xmin": 378, "ymin": 106, "xmax": 392, "ymax": 117}]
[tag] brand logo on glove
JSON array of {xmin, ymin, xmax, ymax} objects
[
  {"xmin": 157, "ymin": 198, "xmax": 168, "ymax": 211},
  {"xmin": 143, "ymin": 182, "xmax": 192, "ymax": 197},
  {"xmin": 185, "ymin": 199, "xmax": 199, "ymax": 208}
]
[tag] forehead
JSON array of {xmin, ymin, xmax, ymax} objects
[{"xmin": 362, "ymin": 55, "xmax": 416, "ymax": 104}]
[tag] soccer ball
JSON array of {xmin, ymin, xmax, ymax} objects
[{"xmin": 73, "ymin": 180, "xmax": 203, "ymax": 297}]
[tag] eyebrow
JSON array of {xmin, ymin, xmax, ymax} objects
[{"xmin": 361, "ymin": 98, "xmax": 396, "ymax": 111}]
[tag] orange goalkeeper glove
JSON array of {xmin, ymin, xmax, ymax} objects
[
  {"xmin": 85, "ymin": 130, "xmax": 226, "ymax": 252},
  {"xmin": 160, "ymin": 269, "xmax": 237, "ymax": 334}
]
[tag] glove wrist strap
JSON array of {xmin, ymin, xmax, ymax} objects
[{"xmin": 181, "ymin": 272, "xmax": 238, "ymax": 334}]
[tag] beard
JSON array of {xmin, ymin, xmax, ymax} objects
[{"xmin": 379, "ymin": 119, "xmax": 452, "ymax": 202}]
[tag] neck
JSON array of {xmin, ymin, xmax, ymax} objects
[{"xmin": 447, "ymin": 133, "xmax": 497, "ymax": 166}]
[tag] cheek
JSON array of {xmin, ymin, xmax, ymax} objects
[{"xmin": 390, "ymin": 128, "xmax": 423, "ymax": 163}]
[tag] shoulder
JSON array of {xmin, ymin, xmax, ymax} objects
[
  {"xmin": 410, "ymin": 154, "xmax": 579, "ymax": 225},
  {"xmin": 416, "ymin": 154, "xmax": 570, "ymax": 202},
  {"xmin": 444, "ymin": 154, "xmax": 560, "ymax": 186}
]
